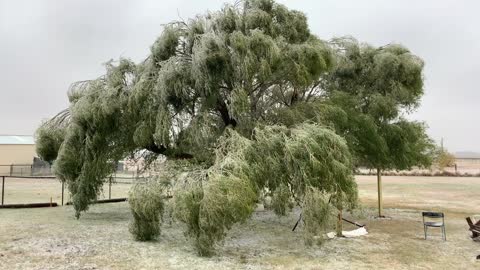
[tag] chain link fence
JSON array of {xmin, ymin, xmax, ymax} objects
[
  {"xmin": 0, "ymin": 164, "xmax": 54, "ymax": 177},
  {"xmin": 0, "ymin": 164, "xmax": 143, "ymax": 207}
]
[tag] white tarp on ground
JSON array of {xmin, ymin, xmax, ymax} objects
[{"xmin": 326, "ymin": 227, "xmax": 368, "ymax": 239}]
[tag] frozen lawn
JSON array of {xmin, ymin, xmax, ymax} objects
[{"xmin": 0, "ymin": 176, "xmax": 479, "ymax": 269}]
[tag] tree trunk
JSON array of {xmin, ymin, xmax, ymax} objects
[
  {"xmin": 216, "ymin": 99, "xmax": 237, "ymax": 128},
  {"xmin": 336, "ymin": 192, "xmax": 343, "ymax": 237},
  {"xmin": 377, "ymin": 167, "xmax": 384, "ymax": 218}
]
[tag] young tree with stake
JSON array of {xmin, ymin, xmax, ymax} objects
[{"xmin": 321, "ymin": 38, "xmax": 434, "ymax": 217}]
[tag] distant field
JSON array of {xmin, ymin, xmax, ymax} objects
[
  {"xmin": 0, "ymin": 177, "xmax": 131, "ymax": 205},
  {"xmin": 0, "ymin": 176, "xmax": 479, "ymax": 269},
  {"xmin": 356, "ymin": 175, "xmax": 480, "ymax": 212}
]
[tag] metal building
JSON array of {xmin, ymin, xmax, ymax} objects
[{"xmin": 0, "ymin": 135, "xmax": 36, "ymax": 175}]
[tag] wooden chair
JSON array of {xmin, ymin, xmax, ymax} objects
[
  {"xmin": 466, "ymin": 216, "xmax": 480, "ymax": 238},
  {"xmin": 422, "ymin": 212, "xmax": 446, "ymax": 241},
  {"xmin": 466, "ymin": 216, "xmax": 480, "ymax": 260}
]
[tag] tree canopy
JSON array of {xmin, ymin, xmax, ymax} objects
[
  {"xmin": 36, "ymin": 0, "xmax": 432, "ymax": 255},
  {"xmin": 319, "ymin": 38, "xmax": 435, "ymax": 216}
]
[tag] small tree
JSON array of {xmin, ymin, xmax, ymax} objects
[
  {"xmin": 321, "ymin": 38, "xmax": 435, "ymax": 217},
  {"xmin": 435, "ymin": 148, "xmax": 456, "ymax": 170}
]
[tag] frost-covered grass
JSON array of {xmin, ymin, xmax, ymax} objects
[{"xmin": 0, "ymin": 176, "xmax": 479, "ymax": 269}]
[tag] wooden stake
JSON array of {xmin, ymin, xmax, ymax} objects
[
  {"xmin": 109, "ymin": 177, "xmax": 112, "ymax": 199},
  {"xmin": 336, "ymin": 192, "xmax": 344, "ymax": 237},
  {"xmin": 377, "ymin": 167, "xmax": 384, "ymax": 218},
  {"xmin": 61, "ymin": 181, "xmax": 64, "ymax": 206},
  {"xmin": 1, "ymin": 176, "xmax": 4, "ymax": 205},
  {"xmin": 337, "ymin": 211, "xmax": 344, "ymax": 237}
]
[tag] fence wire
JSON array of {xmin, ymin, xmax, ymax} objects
[{"xmin": 0, "ymin": 172, "xmax": 141, "ymax": 207}]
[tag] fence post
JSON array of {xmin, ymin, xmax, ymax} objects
[
  {"xmin": 109, "ymin": 176, "xmax": 112, "ymax": 200},
  {"xmin": 2, "ymin": 176, "xmax": 4, "ymax": 205},
  {"xmin": 9, "ymin": 164, "xmax": 13, "ymax": 176},
  {"xmin": 61, "ymin": 181, "xmax": 64, "ymax": 206},
  {"xmin": 30, "ymin": 165, "xmax": 33, "ymax": 176}
]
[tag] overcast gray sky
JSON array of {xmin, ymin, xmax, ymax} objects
[{"xmin": 0, "ymin": 0, "xmax": 478, "ymax": 152}]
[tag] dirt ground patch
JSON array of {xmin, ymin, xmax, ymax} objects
[{"xmin": 0, "ymin": 176, "xmax": 479, "ymax": 269}]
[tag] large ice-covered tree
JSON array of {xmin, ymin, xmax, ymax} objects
[{"xmin": 35, "ymin": 0, "xmax": 403, "ymax": 256}]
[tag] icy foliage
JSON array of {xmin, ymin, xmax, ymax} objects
[{"xmin": 35, "ymin": 0, "xmax": 431, "ymax": 256}]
